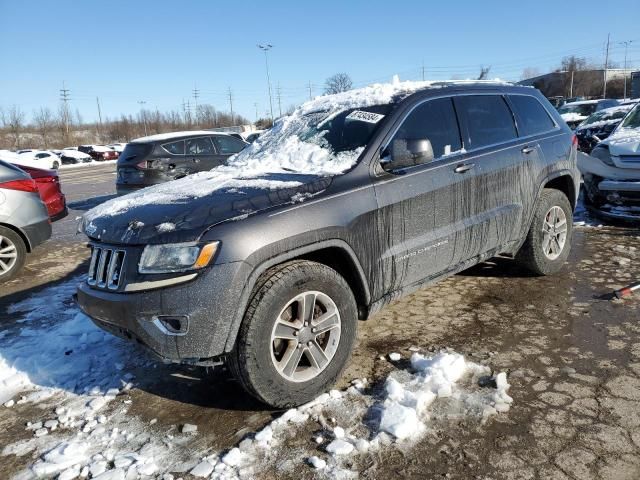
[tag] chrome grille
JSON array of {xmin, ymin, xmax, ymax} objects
[{"xmin": 88, "ymin": 246, "xmax": 126, "ymax": 290}]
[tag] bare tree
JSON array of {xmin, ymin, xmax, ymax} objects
[
  {"xmin": 477, "ymin": 66, "xmax": 491, "ymax": 80},
  {"xmin": 33, "ymin": 107, "xmax": 54, "ymax": 148},
  {"xmin": 57, "ymin": 102, "xmax": 72, "ymax": 146},
  {"xmin": 324, "ymin": 73, "xmax": 353, "ymax": 94},
  {"xmin": 0, "ymin": 105, "xmax": 26, "ymax": 148}
]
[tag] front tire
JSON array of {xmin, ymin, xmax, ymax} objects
[
  {"xmin": 516, "ymin": 188, "xmax": 573, "ymax": 276},
  {"xmin": 229, "ymin": 260, "xmax": 358, "ymax": 408},
  {"xmin": 0, "ymin": 226, "xmax": 27, "ymax": 284},
  {"xmin": 52, "ymin": 161, "xmax": 60, "ymax": 169}
]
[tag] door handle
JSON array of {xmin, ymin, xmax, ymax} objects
[
  {"xmin": 521, "ymin": 146, "xmax": 535, "ymax": 154},
  {"xmin": 454, "ymin": 163, "xmax": 475, "ymax": 174}
]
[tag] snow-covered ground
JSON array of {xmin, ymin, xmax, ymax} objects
[{"xmin": 1, "ymin": 277, "xmax": 513, "ymax": 479}]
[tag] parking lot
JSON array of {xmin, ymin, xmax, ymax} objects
[{"xmin": 1, "ymin": 164, "xmax": 640, "ymax": 479}]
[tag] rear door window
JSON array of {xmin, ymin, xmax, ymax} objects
[
  {"xmin": 186, "ymin": 137, "xmax": 215, "ymax": 155},
  {"xmin": 455, "ymin": 95, "xmax": 518, "ymax": 149},
  {"xmin": 509, "ymin": 95, "xmax": 556, "ymax": 136},
  {"xmin": 161, "ymin": 140, "xmax": 185, "ymax": 155},
  {"xmin": 390, "ymin": 97, "xmax": 462, "ymax": 160},
  {"xmin": 213, "ymin": 135, "xmax": 246, "ymax": 155}
]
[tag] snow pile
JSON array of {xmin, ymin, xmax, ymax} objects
[
  {"xmin": 60, "ymin": 159, "xmax": 118, "ymax": 170},
  {"xmin": 379, "ymin": 352, "xmax": 511, "ymax": 440}
]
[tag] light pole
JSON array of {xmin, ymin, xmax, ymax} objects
[
  {"xmin": 257, "ymin": 44, "xmax": 275, "ymax": 121},
  {"xmin": 620, "ymin": 40, "xmax": 634, "ymax": 100}
]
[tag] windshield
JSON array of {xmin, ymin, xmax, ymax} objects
[
  {"xmin": 619, "ymin": 105, "xmax": 640, "ymax": 129},
  {"xmin": 230, "ymin": 104, "xmax": 394, "ymax": 175},
  {"xmin": 558, "ymin": 103, "xmax": 597, "ymax": 116},
  {"xmin": 582, "ymin": 109, "xmax": 628, "ymax": 125}
]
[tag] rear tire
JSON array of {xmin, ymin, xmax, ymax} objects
[
  {"xmin": 0, "ymin": 226, "xmax": 27, "ymax": 284},
  {"xmin": 229, "ymin": 260, "xmax": 358, "ymax": 408},
  {"xmin": 516, "ymin": 188, "xmax": 573, "ymax": 276},
  {"xmin": 52, "ymin": 161, "xmax": 60, "ymax": 169}
]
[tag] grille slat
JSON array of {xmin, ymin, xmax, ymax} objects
[{"xmin": 87, "ymin": 246, "xmax": 126, "ymax": 290}]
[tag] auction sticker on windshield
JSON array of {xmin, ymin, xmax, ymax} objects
[{"xmin": 346, "ymin": 110, "xmax": 385, "ymax": 124}]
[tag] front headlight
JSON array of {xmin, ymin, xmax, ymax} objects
[{"xmin": 139, "ymin": 241, "xmax": 219, "ymax": 274}]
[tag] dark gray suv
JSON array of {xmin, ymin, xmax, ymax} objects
[
  {"xmin": 116, "ymin": 131, "xmax": 248, "ymax": 195},
  {"xmin": 77, "ymin": 82, "xmax": 579, "ymax": 407}
]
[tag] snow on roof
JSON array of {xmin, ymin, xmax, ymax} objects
[
  {"xmin": 60, "ymin": 149, "xmax": 91, "ymax": 159},
  {"xmin": 565, "ymin": 99, "xmax": 601, "ymax": 105},
  {"xmin": 131, "ymin": 130, "xmax": 231, "ymax": 143},
  {"xmin": 85, "ymin": 78, "xmax": 513, "ymax": 223}
]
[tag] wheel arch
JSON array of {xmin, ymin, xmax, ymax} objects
[
  {"xmin": 543, "ymin": 172, "xmax": 577, "ymax": 210},
  {"xmin": 0, "ymin": 222, "xmax": 31, "ymax": 252},
  {"xmin": 223, "ymin": 240, "xmax": 371, "ymax": 353}
]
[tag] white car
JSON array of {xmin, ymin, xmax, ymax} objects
[
  {"xmin": 579, "ymin": 103, "xmax": 640, "ymax": 218},
  {"xmin": 59, "ymin": 149, "xmax": 93, "ymax": 165},
  {"xmin": 14, "ymin": 150, "xmax": 61, "ymax": 170},
  {"xmin": 558, "ymin": 99, "xmax": 619, "ymax": 130}
]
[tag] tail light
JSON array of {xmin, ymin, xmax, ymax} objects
[
  {"xmin": 0, "ymin": 179, "xmax": 38, "ymax": 192},
  {"xmin": 136, "ymin": 160, "xmax": 152, "ymax": 169},
  {"xmin": 571, "ymin": 135, "xmax": 578, "ymax": 148}
]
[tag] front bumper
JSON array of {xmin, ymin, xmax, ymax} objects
[{"xmin": 76, "ymin": 260, "xmax": 252, "ymax": 363}]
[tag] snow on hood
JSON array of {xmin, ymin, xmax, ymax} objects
[
  {"xmin": 60, "ymin": 150, "xmax": 91, "ymax": 159},
  {"xmin": 561, "ymin": 112, "xmax": 587, "ymax": 122},
  {"xmin": 604, "ymin": 127, "xmax": 640, "ymax": 155}
]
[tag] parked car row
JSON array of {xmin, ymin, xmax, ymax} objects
[{"xmin": 579, "ymin": 102, "xmax": 640, "ymax": 219}]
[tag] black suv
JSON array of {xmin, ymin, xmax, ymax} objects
[
  {"xmin": 116, "ymin": 131, "xmax": 248, "ymax": 195},
  {"xmin": 77, "ymin": 82, "xmax": 579, "ymax": 408}
]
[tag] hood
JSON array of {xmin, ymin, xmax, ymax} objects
[
  {"xmin": 82, "ymin": 172, "xmax": 332, "ymax": 244},
  {"xmin": 603, "ymin": 127, "xmax": 640, "ymax": 156}
]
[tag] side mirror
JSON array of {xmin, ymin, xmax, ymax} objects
[{"xmin": 383, "ymin": 138, "xmax": 434, "ymax": 171}]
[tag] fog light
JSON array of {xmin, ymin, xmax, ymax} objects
[{"xmin": 153, "ymin": 315, "xmax": 189, "ymax": 335}]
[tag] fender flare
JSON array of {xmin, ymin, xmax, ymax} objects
[
  {"xmin": 512, "ymin": 169, "xmax": 578, "ymax": 254},
  {"xmin": 223, "ymin": 239, "xmax": 371, "ymax": 352}
]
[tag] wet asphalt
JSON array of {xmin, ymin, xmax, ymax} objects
[{"xmin": 1, "ymin": 165, "xmax": 640, "ymax": 479}]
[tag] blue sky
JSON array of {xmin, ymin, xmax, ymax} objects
[{"xmin": 1, "ymin": 0, "xmax": 639, "ymax": 123}]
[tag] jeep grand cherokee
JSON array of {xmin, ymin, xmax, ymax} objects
[{"xmin": 77, "ymin": 81, "xmax": 579, "ymax": 408}]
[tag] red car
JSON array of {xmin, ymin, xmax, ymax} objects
[
  {"xmin": 78, "ymin": 145, "xmax": 120, "ymax": 161},
  {"xmin": 15, "ymin": 164, "xmax": 68, "ymax": 221}
]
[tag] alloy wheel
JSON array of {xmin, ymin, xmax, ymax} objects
[
  {"xmin": 541, "ymin": 205, "xmax": 568, "ymax": 260},
  {"xmin": 0, "ymin": 235, "xmax": 18, "ymax": 276},
  {"xmin": 270, "ymin": 291, "xmax": 341, "ymax": 383}
]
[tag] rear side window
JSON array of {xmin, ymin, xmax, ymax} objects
[
  {"xmin": 213, "ymin": 135, "xmax": 246, "ymax": 155},
  {"xmin": 161, "ymin": 140, "xmax": 185, "ymax": 155},
  {"xmin": 455, "ymin": 95, "xmax": 517, "ymax": 149},
  {"xmin": 186, "ymin": 137, "xmax": 215, "ymax": 155},
  {"xmin": 391, "ymin": 97, "xmax": 462, "ymax": 159},
  {"xmin": 509, "ymin": 95, "xmax": 556, "ymax": 136}
]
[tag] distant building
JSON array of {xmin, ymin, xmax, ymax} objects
[{"xmin": 519, "ymin": 69, "xmax": 635, "ymax": 98}]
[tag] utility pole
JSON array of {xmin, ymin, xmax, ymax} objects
[
  {"xmin": 308, "ymin": 81, "xmax": 313, "ymax": 101},
  {"xmin": 96, "ymin": 97, "xmax": 103, "ymax": 138},
  {"xmin": 59, "ymin": 81, "xmax": 71, "ymax": 138},
  {"xmin": 257, "ymin": 44, "xmax": 275, "ymax": 121},
  {"xmin": 137, "ymin": 100, "xmax": 148, "ymax": 136},
  {"xmin": 421, "ymin": 61, "xmax": 425, "ymax": 81},
  {"xmin": 228, "ymin": 87, "xmax": 234, "ymax": 125},
  {"xmin": 620, "ymin": 40, "xmax": 634, "ymax": 99},
  {"xmin": 192, "ymin": 86, "xmax": 200, "ymax": 125},
  {"xmin": 276, "ymin": 83, "xmax": 282, "ymax": 118},
  {"xmin": 603, "ymin": 33, "xmax": 610, "ymax": 98},
  {"xmin": 569, "ymin": 70, "xmax": 574, "ymax": 98},
  {"xmin": 254, "ymin": 102, "xmax": 258, "ymax": 122}
]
